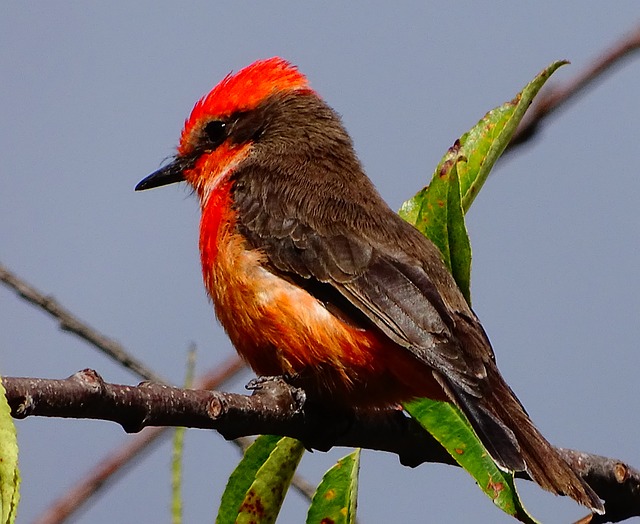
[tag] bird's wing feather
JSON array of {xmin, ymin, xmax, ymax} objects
[
  {"xmin": 235, "ymin": 181, "xmax": 490, "ymax": 396},
  {"xmin": 236, "ymin": 190, "xmax": 538, "ymax": 471}
]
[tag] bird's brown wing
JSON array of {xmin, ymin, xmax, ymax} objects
[
  {"xmin": 235, "ymin": 177, "xmax": 490, "ymax": 397},
  {"xmin": 241, "ymin": 207, "xmax": 472, "ymax": 378},
  {"xmin": 236, "ymin": 190, "xmax": 534, "ymax": 472},
  {"xmin": 232, "ymin": 174, "xmax": 615, "ymax": 516}
]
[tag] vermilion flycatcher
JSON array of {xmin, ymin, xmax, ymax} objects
[{"xmin": 136, "ymin": 58, "xmax": 603, "ymax": 513}]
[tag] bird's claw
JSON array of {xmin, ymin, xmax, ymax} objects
[{"xmin": 245, "ymin": 374, "xmax": 296, "ymax": 391}]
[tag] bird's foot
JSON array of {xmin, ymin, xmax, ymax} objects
[{"xmin": 246, "ymin": 374, "xmax": 307, "ymax": 412}]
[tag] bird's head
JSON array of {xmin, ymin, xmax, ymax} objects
[{"xmin": 135, "ymin": 57, "xmax": 315, "ymax": 198}]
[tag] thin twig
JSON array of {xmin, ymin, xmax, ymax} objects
[
  {"xmin": 34, "ymin": 426, "xmax": 165, "ymax": 524},
  {"xmin": 0, "ymin": 262, "xmax": 164, "ymax": 383},
  {"xmin": 30, "ymin": 360, "xmax": 315, "ymax": 522},
  {"xmin": 506, "ymin": 23, "xmax": 640, "ymax": 153},
  {"xmin": 31, "ymin": 356, "xmax": 245, "ymax": 524},
  {"xmin": 2, "ymin": 262, "xmax": 317, "ymax": 522}
]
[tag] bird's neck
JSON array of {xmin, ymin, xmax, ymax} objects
[{"xmin": 199, "ymin": 177, "xmax": 235, "ymax": 271}]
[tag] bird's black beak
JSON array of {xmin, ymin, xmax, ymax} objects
[{"xmin": 135, "ymin": 158, "xmax": 187, "ymax": 191}]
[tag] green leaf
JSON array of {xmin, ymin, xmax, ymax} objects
[
  {"xmin": 399, "ymin": 148, "xmax": 458, "ymax": 274},
  {"xmin": 457, "ymin": 60, "xmax": 568, "ymax": 213},
  {"xmin": 398, "ymin": 149, "xmax": 472, "ymax": 302},
  {"xmin": 446, "ymin": 160, "xmax": 472, "ymax": 303},
  {"xmin": 306, "ymin": 449, "xmax": 360, "ymax": 524},
  {"xmin": 404, "ymin": 401, "xmax": 537, "ymax": 523},
  {"xmin": 217, "ymin": 435, "xmax": 281, "ymax": 524},
  {"xmin": 398, "ymin": 156, "xmax": 472, "ymax": 301},
  {"xmin": 216, "ymin": 435, "xmax": 305, "ymax": 524},
  {"xmin": 400, "ymin": 59, "xmax": 568, "ymax": 296},
  {"xmin": 0, "ymin": 378, "xmax": 20, "ymax": 524},
  {"xmin": 399, "ymin": 62, "xmax": 566, "ymax": 522}
]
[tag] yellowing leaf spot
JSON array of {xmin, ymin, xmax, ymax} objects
[
  {"xmin": 454, "ymin": 448, "xmax": 464, "ymax": 455},
  {"xmin": 239, "ymin": 489, "xmax": 265, "ymax": 517},
  {"xmin": 340, "ymin": 507, "xmax": 348, "ymax": 516},
  {"xmin": 324, "ymin": 489, "xmax": 336, "ymax": 500}
]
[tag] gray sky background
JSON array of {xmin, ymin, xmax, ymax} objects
[{"xmin": 2, "ymin": 3, "xmax": 639, "ymax": 523}]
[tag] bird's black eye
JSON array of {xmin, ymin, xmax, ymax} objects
[{"xmin": 202, "ymin": 120, "xmax": 227, "ymax": 149}]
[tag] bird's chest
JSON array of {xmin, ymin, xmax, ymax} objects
[
  {"xmin": 198, "ymin": 184, "xmax": 388, "ymax": 382},
  {"xmin": 198, "ymin": 185, "xmax": 332, "ymax": 375},
  {"xmin": 199, "ymin": 183, "xmax": 265, "ymax": 341},
  {"xmin": 196, "ymin": 184, "xmax": 444, "ymax": 406}
]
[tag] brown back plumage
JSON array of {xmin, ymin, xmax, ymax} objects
[{"xmin": 227, "ymin": 90, "xmax": 604, "ymax": 513}]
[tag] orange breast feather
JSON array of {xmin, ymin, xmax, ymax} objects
[{"xmin": 199, "ymin": 182, "xmax": 445, "ymax": 406}]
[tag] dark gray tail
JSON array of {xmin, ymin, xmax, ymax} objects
[{"xmin": 443, "ymin": 367, "xmax": 604, "ymax": 515}]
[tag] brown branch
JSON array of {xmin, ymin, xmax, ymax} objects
[
  {"xmin": 0, "ymin": 262, "xmax": 164, "ymax": 383},
  {"xmin": 1, "ymin": 262, "xmax": 316, "ymax": 522},
  {"xmin": 35, "ymin": 426, "xmax": 165, "ymax": 524},
  {"xmin": 559, "ymin": 449, "xmax": 640, "ymax": 524},
  {"xmin": 506, "ymin": 23, "xmax": 640, "ymax": 154},
  {"xmin": 3, "ymin": 371, "xmax": 639, "ymax": 522},
  {"xmin": 31, "ymin": 356, "xmax": 245, "ymax": 524},
  {"xmin": 31, "ymin": 359, "xmax": 313, "ymax": 524}
]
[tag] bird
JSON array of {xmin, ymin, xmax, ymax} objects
[{"xmin": 136, "ymin": 57, "xmax": 603, "ymax": 514}]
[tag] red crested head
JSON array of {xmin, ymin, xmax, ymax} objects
[
  {"xmin": 135, "ymin": 57, "xmax": 340, "ymax": 196},
  {"xmin": 179, "ymin": 57, "xmax": 312, "ymax": 156}
]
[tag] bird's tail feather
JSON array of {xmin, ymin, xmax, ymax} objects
[{"xmin": 441, "ymin": 368, "xmax": 604, "ymax": 515}]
